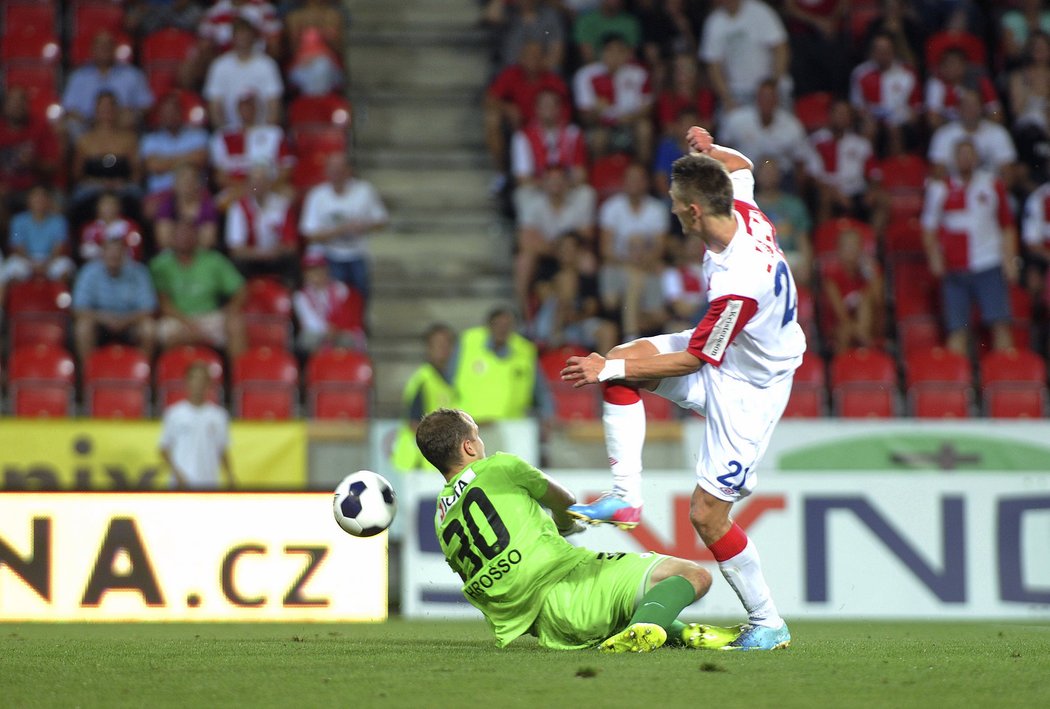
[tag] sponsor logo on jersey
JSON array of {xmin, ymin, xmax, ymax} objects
[
  {"xmin": 701, "ymin": 299, "xmax": 743, "ymax": 362},
  {"xmin": 437, "ymin": 470, "xmax": 476, "ymax": 523}
]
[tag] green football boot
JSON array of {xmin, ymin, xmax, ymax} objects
[
  {"xmin": 599, "ymin": 623, "xmax": 668, "ymax": 653},
  {"xmin": 680, "ymin": 623, "xmax": 747, "ymax": 650}
]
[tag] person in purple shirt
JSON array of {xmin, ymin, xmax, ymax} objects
[
  {"xmin": 2, "ymin": 185, "xmax": 75, "ymax": 283},
  {"xmin": 61, "ymin": 31, "xmax": 154, "ymax": 137}
]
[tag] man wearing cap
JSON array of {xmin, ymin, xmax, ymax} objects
[
  {"xmin": 203, "ymin": 17, "xmax": 283, "ymax": 129},
  {"xmin": 209, "ymin": 90, "xmax": 294, "ymax": 206},
  {"xmin": 292, "ymin": 249, "xmax": 366, "ymax": 352},
  {"xmin": 72, "ymin": 235, "xmax": 157, "ymax": 365}
]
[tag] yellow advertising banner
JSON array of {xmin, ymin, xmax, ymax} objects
[
  {"xmin": 0, "ymin": 420, "xmax": 307, "ymax": 490},
  {"xmin": 0, "ymin": 493, "xmax": 386, "ymax": 621}
]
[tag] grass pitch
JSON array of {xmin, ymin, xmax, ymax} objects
[{"xmin": 2, "ymin": 620, "xmax": 1049, "ymax": 708}]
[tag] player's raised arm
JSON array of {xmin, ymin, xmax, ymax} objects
[
  {"xmin": 686, "ymin": 126, "xmax": 753, "ymax": 173},
  {"xmin": 561, "ymin": 351, "xmax": 702, "ymax": 388}
]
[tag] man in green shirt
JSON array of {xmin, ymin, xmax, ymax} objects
[
  {"xmin": 416, "ymin": 407, "xmax": 741, "ymax": 652},
  {"xmin": 151, "ymin": 220, "xmax": 247, "ymax": 357}
]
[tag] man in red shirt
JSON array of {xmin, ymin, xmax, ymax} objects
[{"xmin": 484, "ymin": 40, "xmax": 571, "ymax": 182}]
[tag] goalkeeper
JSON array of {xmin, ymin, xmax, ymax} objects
[{"xmin": 416, "ymin": 408, "xmax": 740, "ymax": 652}]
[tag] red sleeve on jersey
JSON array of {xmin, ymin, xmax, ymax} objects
[
  {"xmin": 686, "ymin": 295, "xmax": 759, "ymax": 366},
  {"xmin": 994, "ymin": 178, "xmax": 1013, "ymax": 227}
]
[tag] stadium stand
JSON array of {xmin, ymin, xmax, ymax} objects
[
  {"xmin": 84, "ymin": 344, "xmax": 151, "ymax": 418},
  {"xmin": 306, "ymin": 347, "xmax": 373, "ymax": 420}
]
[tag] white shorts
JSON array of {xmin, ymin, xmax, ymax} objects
[{"xmin": 643, "ymin": 329, "xmax": 793, "ymax": 502}]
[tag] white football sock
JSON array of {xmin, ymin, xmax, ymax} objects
[
  {"xmin": 718, "ymin": 538, "xmax": 783, "ymax": 628},
  {"xmin": 603, "ymin": 400, "xmax": 645, "ymax": 507}
]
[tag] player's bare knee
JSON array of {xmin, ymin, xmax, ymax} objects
[{"xmin": 682, "ymin": 563, "xmax": 712, "ymax": 599}]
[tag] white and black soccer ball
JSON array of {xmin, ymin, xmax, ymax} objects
[{"xmin": 333, "ymin": 470, "xmax": 397, "ymax": 537}]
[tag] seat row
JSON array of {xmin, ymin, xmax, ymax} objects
[{"xmin": 3, "ymin": 344, "xmax": 373, "ymax": 420}]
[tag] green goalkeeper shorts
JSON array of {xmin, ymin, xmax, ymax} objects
[{"xmin": 530, "ymin": 551, "xmax": 667, "ymax": 650}]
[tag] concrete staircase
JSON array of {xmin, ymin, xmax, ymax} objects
[{"xmin": 345, "ymin": 0, "xmax": 511, "ymax": 416}]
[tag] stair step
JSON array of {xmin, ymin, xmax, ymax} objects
[
  {"xmin": 349, "ymin": 100, "xmax": 482, "ymax": 153},
  {"xmin": 348, "ymin": 0, "xmax": 479, "ymax": 32},
  {"xmin": 366, "ymin": 167, "xmax": 493, "ymax": 210},
  {"xmin": 370, "ymin": 297, "xmax": 507, "ymax": 338},
  {"xmin": 347, "ymin": 44, "xmax": 489, "ymax": 92}
]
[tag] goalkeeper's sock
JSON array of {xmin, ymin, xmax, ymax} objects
[
  {"xmin": 629, "ymin": 576, "xmax": 697, "ymax": 634},
  {"xmin": 603, "ymin": 383, "xmax": 645, "ymax": 507}
]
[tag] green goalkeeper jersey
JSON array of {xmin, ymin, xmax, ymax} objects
[{"xmin": 434, "ymin": 452, "xmax": 591, "ymax": 647}]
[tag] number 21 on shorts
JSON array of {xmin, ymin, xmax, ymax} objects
[{"xmin": 716, "ymin": 460, "xmax": 751, "ymax": 493}]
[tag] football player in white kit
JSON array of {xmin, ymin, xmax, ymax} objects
[{"xmin": 561, "ymin": 127, "xmax": 805, "ymax": 650}]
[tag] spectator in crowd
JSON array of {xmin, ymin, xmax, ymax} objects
[
  {"xmin": 151, "ymin": 165, "xmax": 220, "ymax": 250},
  {"xmin": 159, "ymin": 362, "xmax": 235, "ymax": 489},
  {"xmin": 0, "ymin": 88, "xmax": 58, "ymax": 215},
  {"xmin": 140, "ymin": 92, "xmax": 210, "ymax": 196},
  {"xmin": 820, "ymin": 227, "xmax": 882, "ymax": 353},
  {"xmin": 451, "ymin": 306, "xmax": 553, "ymax": 425},
  {"xmin": 210, "ymin": 91, "xmax": 295, "ymax": 204},
  {"xmin": 652, "ymin": 107, "xmax": 695, "ymax": 197},
  {"xmin": 514, "ymin": 165, "xmax": 596, "ymax": 316},
  {"xmin": 203, "ymin": 18, "xmax": 283, "ymax": 129},
  {"xmin": 125, "ymin": 0, "xmax": 205, "ymax": 36},
  {"xmin": 699, "ymin": 0, "xmax": 790, "ymax": 109},
  {"xmin": 72, "ymin": 236, "xmax": 157, "ymax": 364},
  {"xmin": 850, "ymin": 30, "xmax": 922, "ymax": 156},
  {"xmin": 1021, "ymin": 179, "xmax": 1050, "ymax": 299},
  {"xmin": 921, "ymin": 140, "xmax": 1018, "ymax": 355},
  {"xmin": 633, "ymin": 0, "xmax": 698, "ymax": 89},
  {"xmin": 598, "ymin": 162, "xmax": 669, "ymax": 340},
  {"xmin": 1008, "ymin": 32, "xmax": 1050, "ymax": 184},
  {"xmin": 61, "ymin": 31, "xmax": 154, "ymax": 137},
  {"xmin": 530, "ymin": 232, "xmax": 619, "ymax": 354},
  {"xmin": 573, "ymin": 34, "xmax": 653, "ymax": 160},
  {"xmin": 299, "ymin": 153, "xmax": 389, "ymax": 301},
  {"xmin": 783, "ymin": 0, "xmax": 846, "ymax": 96},
  {"xmin": 286, "ymin": 0, "xmax": 346, "ymax": 58},
  {"xmin": 928, "ymin": 90, "xmax": 1018, "ymax": 183},
  {"xmin": 808, "ymin": 99, "xmax": 876, "ymax": 222},
  {"xmin": 485, "ymin": 41, "xmax": 572, "ymax": 184},
  {"xmin": 1, "ymin": 186, "xmax": 75, "ymax": 284},
  {"xmin": 1000, "ymin": 0, "xmax": 1050, "ymax": 68},
  {"xmin": 198, "ymin": 0, "xmax": 282, "ymax": 57},
  {"xmin": 482, "ymin": 0, "xmax": 565, "ymax": 70},
  {"xmin": 225, "ymin": 164, "xmax": 297, "ymax": 278},
  {"xmin": 924, "ymin": 47, "xmax": 1001, "ymax": 130},
  {"xmin": 923, "ymin": 6, "xmax": 986, "ymax": 75},
  {"xmin": 150, "ymin": 220, "xmax": 247, "ymax": 356},
  {"xmin": 654, "ymin": 53, "xmax": 715, "ymax": 140},
  {"xmin": 754, "ymin": 157, "xmax": 813, "ymax": 284},
  {"xmin": 70, "ymin": 92, "xmax": 142, "ymax": 223},
  {"xmin": 719, "ymin": 79, "xmax": 813, "ymax": 186},
  {"xmin": 574, "ymin": 0, "xmax": 643, "ymax": 65},
  {"xmin": 661, "ymin": 232, "xmax": 707, "ymax": 333},
  {"xmin": 80, "ymin": 192, "xmax": 144, "ymax": 261},
  {"xmin": 509, "ymin": 89, "xmax": 588, "ymax": 214},
  {"xmin": 860, "ymin": 0, "xmax": 925, "ymax": 70},
  {"xmin": 288, "ymin": 27, "xmax": 345, "ymax": 97},
  {"xmin": 292, "ymin": 249, "xmax": 367, "ymax": 353},
  {"xmin": 391, "ymin": 323, "xmax": 457, "ymax": 472}
]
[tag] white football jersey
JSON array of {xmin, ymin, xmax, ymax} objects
[{"xmin": 686, "ymin": 169, "xmax": 806, "ymax": 386}]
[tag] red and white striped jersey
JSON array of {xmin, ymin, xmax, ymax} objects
[
  {"xmin": 921, "ymin": 170, "xmax": 1013, "ymax": 272},
  {"xmin": 80, "ymin": 218, "xmax": 144, "ymax": 261},
  {"xmin": 686, "ymin": 170, "xmax": 807, "ymax": 386},
  {"xmin": 850, "ymin": 60, "xmax": 921, "ymax": 126},
  {"xmin": 199, "ymin": 0, "xmax": 281, "ymax": 50},
  {"xmin": 808, "ymin": 129, "xmax": 876, "ymax": 197},
  {"xmin": 925, "ymin": 75, "xmax": 1000, "ymax": 122},
  {"xmin": 572, "ymin": 62, "xmax": 651, "ymax": 125},
  {"xmin": 1021, "ymin": 183, "xmax": 1050, "ymax": 249},
  {"xmin": 510, "ymin": 122, "xmax": 587, "ymax": 180},
  {"xmin": 209, "ymin": 125, "xmax": 294, "ymax": 179}
]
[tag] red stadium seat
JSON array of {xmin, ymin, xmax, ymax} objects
[
  {"xmin": 155, "ymin": 345, "xmax": 224, "ymax": 407},
  {"xmin": 813, "ymin": 218, "xmax": 876, "ymax": 259},
  {"xmin": 539, "ymin": 346, "xmax": 600, "ymax": 422},
  {"xmin": 6, "ymin": 279, "xmax": 70, "ymax": 349},
  {"xmin": 891, "ymin": 257, "xmax": 938, "ymax": 319},
  {"xmin": 8, "ymin": 344, "xmax": 75, "ymax": 417},
  {"xmin": 71, "ymin": 1, "xmax": 125, "ymax": 37},
  {"xmin": 848, "ymin": 0, "xmax": 882, "ymax": 42},
  {"xmin": 140, "ymin": 27, "xmax": 197, "ymax": 64},
  {"xmin": 288, "ymin": 94, "xmax": 352, "ymax": 130},
  {"xmin": 1, "ymin": 26, "xmax": 61, "ymax": 63},
  {"xmin": 794, "ymin": 91, "xmax": 832, "ymax": 133},
  {"xmin": 905, "ymin": 346, "xmax": 972, "ymax": 418},
  {"xmin": 3, "ymin": 2, "xmax": 58, "ymax": 32},
  {"xmin": 872, "ymin": 155, "xmax": 927, "ymax": 221},
  {"xmin": 830, "ymin": 348, "xmax": 897, "ymax": 417},
  {"xmin": 85, "ymin": 345, "xmax": 151, "ymax": 418},
  {"xmin": 2, "ymin": 63, "xmax": 61, "ymax": 122},
  {"xmin": 71, "ymin": 30, "xmax": 133, "ymax": 66},
  {"xmin": 306, "ymin": 348, "xmax": 372, "ymax": 420},
  {"xmin": 979, "ymin": 349, "xmax": 1047, "ymax": 418},
  {"xmin": 589, "ymin": 153, "xmax": 632, "ymax": 203},
  {"xmin": 234, "ymin": 347, "xmax": 299, "ymax": 420},
  {"xmin": 898, "ymin": 315, "xmax": 941, "ymax": 360},
  {"xmin": 244, "ymin": 278, "xmax": 293, "ymax": 349},
  {"xmin": 783, "ymin": 354, "xmax": 826, "ymax": 418},
  {"xmin": 884, "ymin": 217, "xmax": 925, "ymax": 257}
]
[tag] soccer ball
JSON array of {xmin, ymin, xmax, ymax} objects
[{"xmin": 333, "ymin": 470, "xmax": 397, "ymax": 537}]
